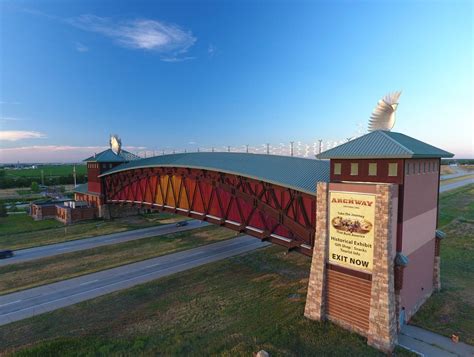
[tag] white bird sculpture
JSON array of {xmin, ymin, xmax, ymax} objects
[
  {"xmin": 110, "ymin": 134, "xmax": 122, "ymax": 155},
  {"xmin": 368, "ymin": 91, "xmax": 401, "ymax": 132}
]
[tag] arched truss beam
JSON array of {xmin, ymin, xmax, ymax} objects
[{"xmin": 103, "ymin": 167, "xmax": 316, "ymax": 256}]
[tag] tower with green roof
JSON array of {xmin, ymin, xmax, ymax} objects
[{"xmin": 306, "ymin": 130, "xmax": 453, "ymax": 351}]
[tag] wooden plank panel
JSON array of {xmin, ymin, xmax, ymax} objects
[{"xmin": 326, "ymin": 269, "xmax": 371, "ymax": 333}]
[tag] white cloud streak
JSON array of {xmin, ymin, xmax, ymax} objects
[
  {"xmin": 0, "ymin": 117, "xmax": 24, "ymax": 122},
  {"xmin": 67, "ymin": 15, "xmax": 196, "ymax": 60},
  {"xmin": 0, "ymin": 131, "xmax": 46, "ymax": 141}
]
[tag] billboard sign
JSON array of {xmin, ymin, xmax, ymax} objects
[{"xmin": 328, "ymin": 191, "xmax": 376, "ymax": 272}]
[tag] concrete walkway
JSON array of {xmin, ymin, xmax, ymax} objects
[
  {"xmin": 399, "ymin": 325, "xmax": 474, "ymax": 357},
  {"xmin": 1, "ymin": 220, "xmax": 209, "ymax": 266},
  {"xmin": 0, "ymin": 236, "xmax": 269, "ymax": 326}
]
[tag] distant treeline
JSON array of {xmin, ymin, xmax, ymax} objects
[
  {"xmin": 441, "ymin": 159, "xmax": 474, "ymax": 165},
  {"xmin": 0, "ymin": 170, "xmax": 87, "ymax": 189}
]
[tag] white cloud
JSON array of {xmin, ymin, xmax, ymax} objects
[
  {"xmin": 75, "ymin": 42, "xmax": 89, "ymax": 52},
  {"xmin": 0, "ymin": 117, "xmax": 24, "ymax": 122},
  {"xmin": 68, "ymin": 15, "xmax": 196, "ymax": 59},
  {"xmin": 0, "ymin": 145, "xmax": 146, "ymax": 163},
  {"xmin": 208, "ymin": 44, "xmax": 216, "ymax": 57},
  {"xmin": 0, "ymin": 131, "xmax": 46, "ymax": 141}
]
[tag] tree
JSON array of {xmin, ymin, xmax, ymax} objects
[
  {"xmin": 0, "ymin": 202, "xmax": 7, "ymax": 217},
  {"xmin": 30, "ymin": 181, "xmax": 40, "ymax": 193}
]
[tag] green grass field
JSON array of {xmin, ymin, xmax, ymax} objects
[
  {"xmin": 0, "ymin": 226, "xmax": 237, "ymax": 295},
  {"xmin": 0, "ymin": 245, "xmax": 413, "ymax": 356},
  {"xmin": 0, "ymin": 213, "xmax": 187, "ymax": 250},
  {"xmin": 411, "ymin": 184, "xmax": 474, "ymax": 345},
  {"xmin": 2, "ymin": 165, "xmax": 87, "ymax": 179}
]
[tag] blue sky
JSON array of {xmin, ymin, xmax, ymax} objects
[{"xmin": 0, "ymin": 0, "xmax": 472, "ymax": 162}]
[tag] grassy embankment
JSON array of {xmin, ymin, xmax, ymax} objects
[
  {"xmin": 411, "ymin": 184, "xmax": 474, "ymax": 345},
  {"xmin": 0, "ymin": 225, "xmax": 236, "ymax": 295},
  {"xmin": 0, "ymin": 213, "xmax": 187, "ymax": 250},
  {"xmin": 440, "ymin": 165, "xmax": 455, "ymax": 175}
]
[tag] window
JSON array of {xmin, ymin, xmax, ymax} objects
[
  {"xmin": 334, "ymin": 163, "xmax": 342, "ymax": 175},
  {"xmin": 368, "ymin": 163, "xmax": 377, "ymax": 176},
  {"xmin": 423, "ymin": 162, "xmax": 427, "ymax": 173},
  {"xmin": 350, "ymin": 163, "xmax": 359, "ymax": 176},
  {"xmin": 388, "ymin": 163, "xmax": 398, "ymax": 177}
]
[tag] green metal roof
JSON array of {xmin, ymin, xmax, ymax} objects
[
  {"xmin": 83, "ymin": 149, "xmax": 140, "ymax": 163},
  {"xmin": 73, "ymin": 183, "xmax": 100, "ymax": 196},
  {"xmin": 73, "ymin": 183, "xmax": 88, "ymax": 194},
  {"xmin": 99, "ymin": 152, "xmax": 330, "ymax": 195},
  {"xmin": 317, "ymin": 130, "xmax": 454, "ymax": 159}
]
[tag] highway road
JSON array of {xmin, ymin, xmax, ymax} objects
[
  {"xmin": 0, "ymin": 236, "xmax": 269, "ymax": 326},
  {"xmin": 440, "ymin": 176, "xmax": 474, "ymax": 193},
  {"xmin": 1, "ymin": 220, "xmax": 209, "ymax": 266}
]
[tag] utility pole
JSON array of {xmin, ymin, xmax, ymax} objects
[
  {"xmin": 266, "ymin": 143, "xmax": 270, "ymax": 155},
  {"xmin": 246, "ymin": 144, "xmax": 249, "ymax": 153},
  {"xmin": 73, "ymin": 165, "xmax": 77, "ymax": 188},
  {"xmin": 290, "ymin": 141, "xmax": 294, "ymax": 157}
]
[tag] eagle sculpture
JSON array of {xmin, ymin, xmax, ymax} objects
[
  {"xmin": 368, "ymin": 91, "xmax": 401, "ymax": 132},
  {"xmin": 110, "ymin": 134, "xmax": 122, "ymax": 155}
]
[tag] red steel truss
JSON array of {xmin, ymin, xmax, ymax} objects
[{"xmin": 103, "ymin": 167, "xmax": 316, "ymax": 256}]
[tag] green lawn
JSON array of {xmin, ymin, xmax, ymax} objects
[
  {"xmin": 0, "ymin": 212, "xmax": 187, "ymax": 250},
  {"xmin": 411, "ymin": 184, "xmax": 474, "ymax": 345},
  {"xmin": 0, "ymin": 215, "xmax": 64, "ymax": 236},
  {"xmin": 0, "ymin": 245, "xmax": 413, "ymax": 356},
  {"xmin": 0, "ymin": 226, "xmax": 237, "ymax": 295}
]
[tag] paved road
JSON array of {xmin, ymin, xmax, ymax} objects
[
  {"xmin": 0, "ymin": 236, "xmax": 269, "ymax": 326},
  {"xmin": 440, "ymin": 177, "xmax": 474, "ymax": 193},
  {"xmin": 399, "ymin": 324, "xmax": 474, "ymax": 357},
  {"xmin": 1, "ymin": 220, "xmax": 209, "ymax": 266}
]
